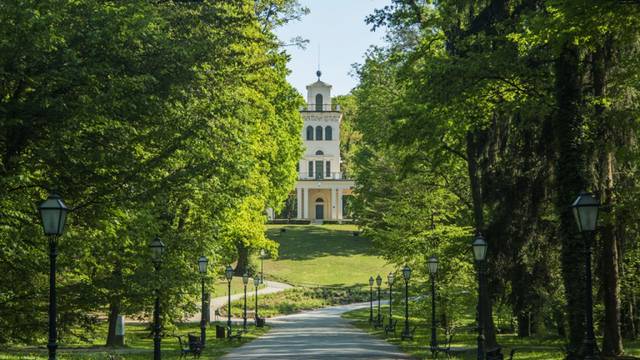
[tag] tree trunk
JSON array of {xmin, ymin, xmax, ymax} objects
[
  {"xmin": 593, "ymin": 41, "xmax": 624, "ymax": 356},
  {"xmin": 106, "ymin": 297, "xmax": 121, "ymax": 347},
  {"xmin": 552, "ymin": 41, "xmax": 587, "ymax": 359},
  {"xmin": 465, "ymin": 130, "xmax": 498, "ymax": 348},
  {"xmin": 235, "ymin": 241, "xmax": 249, "ymax": 275}
]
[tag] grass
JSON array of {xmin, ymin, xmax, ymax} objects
[
  {"xmin": 223, "ymin": 287, "xmax": 370, "ymax": 318},
  {"xmin": 0, "ymin": 322, "xmax": 268, "ymax": 359},
  {"xmin": 210, "ymin": 278, "xmax": 264, "ymax": 298},
  {"xmin": 342, "ymin": 306, "xmax": 640, "ymax": 360},
  {"xmin": 264, "ymin": 224, "xmax": 393, "ymax": 287}
]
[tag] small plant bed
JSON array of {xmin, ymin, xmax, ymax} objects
[
  {"xmin": 342, "ymin": 307, "xmax": 640, "ymax": 360},
  {"xmin": 0, "ymin": 322, "xmax": 269, "ymax": 359},
  {"xmin": 221, "ymin": 286, "xmax": 371, "ymax": 318}
]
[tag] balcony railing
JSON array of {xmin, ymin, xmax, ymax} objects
[
  {"xmin": 300, "ymin": 103, "xmax": 342, "ymax": 112},
  {"xmin": 298, "ymin": 172, "xmax": 350, "ymax": 180}
]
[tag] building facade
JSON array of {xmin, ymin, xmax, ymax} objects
[{"xmin": 292, "ymin": 72, "xmax": 355, "ymax": 221}]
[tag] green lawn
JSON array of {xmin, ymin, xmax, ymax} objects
[
  {"xmin": 264, "ymin": 224, "xmax": 393, "ymax": 287},
  {"xmin": 0, "ymin": 322, "xmax": 268, "ymax": 359},
  {"xmin": 210, "ymin": 278, "xmax": 264, "ymax": 298},
  {"xmin": 342, "ymin": 306, "xmax": 640, "ymax": 360}
]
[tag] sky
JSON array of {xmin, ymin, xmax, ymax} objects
[{"xmin": 275, "ymin": 0, "xmax": 391, "ymax": 97}]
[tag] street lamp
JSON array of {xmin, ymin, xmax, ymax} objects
[
  {"xmin": 473, "ymin": 234, "xmax": 488, "ymax": 360},
  {"xmin": 253, "ymin": 276, "xmax": 260, "ymax": 324},
  {"xmin": 260, "ymin": 249, "xmax": 266, "ymax": 284},
  {"xmin": 242, "ymin": 272, "xmax": 249, "ymax": 330},
  {"xmin": 369, "ymin": 276, "xmax": 374, "ymax": 324},
  {"xmin": 401, "ymin": 265, "xmax": 412, "ymax": 340},
  {"xmin": 572, "ymin": 191, "xmax": 600, "ymax": 360},
  {"xmin": 38, "ymin": 193, "xmax": 69, "ymax": 360},
  {"xmin": 387, "ymin": 272, "xmax": 395, "ymax": 329},
  {"xmin": 225, "ymin": 265, "xmax": 234, "ymax": 334},
  {"xmin": 376, "ymin": 275, "xmax": 382, "ymax": 327},
  {"xmin": 428, "ymin": 255, "xmax": 439, "ymax": 354},
  {"xmin": 198, "ymin": 256, "xmax": 208, "ymax": 346},
  {"xmin": 150, "ymin": 236, "xmax": 165, "ymax": 360}
]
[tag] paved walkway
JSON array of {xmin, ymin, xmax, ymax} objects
[
  {"xmin": 187, "ymin": 279, "xmax": 292, "ymax": 323},
  {"xmin": 220, "ymin": 303, "xmax": 413, "ymax": 359}
]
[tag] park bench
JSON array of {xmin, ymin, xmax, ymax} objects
[
  {"xmin": 486, "ymin": 346, "xmax": 517, "ymax": 360},
  {"xmin": 227, "ymin": 326, "xmax": 244, "ymax": 341},
  {"xmin": 176, "ymin": 334, "xmax": 202, "ymax": 359},
  {"xmin": 384, "ymin": 319, "xmax": 397, "ymax": 336},
  {"xmin": 432, "ymin": 329, "xmax": 469, "ymax": 359},
  {"xmin": 373, "ymin": 315, "xmax": 385, "ymax": 329},
  {"xmin": 400, "ymin": 326, "xmax": 417, "ymax": 341}
]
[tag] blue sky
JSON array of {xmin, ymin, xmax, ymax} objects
[{"xmin": 275, "ymin": 0, "xmax": 391, "ymax": 97}]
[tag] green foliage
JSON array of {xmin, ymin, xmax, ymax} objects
[{"xmin": 0, "ymin": 0, "xmax": 304, "ymax": 346}]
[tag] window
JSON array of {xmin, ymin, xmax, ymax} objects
[
  {"xmin": 325, "ymin": 126, "xmax": 332, "ymax": 140},
  {"xmin": 315, "ymin": 94, "xmax": 323, "ymax": 111},
  {"xmin": 306, "ymin": 126, "xmax": 314, "ymax": 140},
  {"xmin": 315, "ymin": 198, "xmax": 324, "ymax": 203},
  {"xmin": 315, "ymin": 126, "xmax": 323, "ymax": 140},
  {"xmin": 326, "ymin": 161, "xmax": 331, "ymax": 177},
  {"xmin": 315, "ymin": 150, "xmax": 324, "ymax": 156},
  {"xmin": 308, "ymin": 161, "xmax": 313, "ymax": 178}
]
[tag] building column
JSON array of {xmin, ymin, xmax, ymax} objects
[
  {"xmin": 303, "ymin": 187, "xmax": 309, "ymax": 219},
  {"xmin": 330, "ymin": 187, "xmax": 337, "ymax": 220},
  {"xmin": 337, "ymin": 188, "xmax": 343, "ymax": 220},
  {"xmin": 296, "ymin": 187, "xmax": 303, "ymax": 219}
]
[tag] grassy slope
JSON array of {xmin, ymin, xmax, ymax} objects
[
  {"xmin": 0, "ymin": 323, "xmax": 268, "ymax": 359},
  {"xmin": 264, "ymin": 224, "xmax": 393, "ymax": 287}
]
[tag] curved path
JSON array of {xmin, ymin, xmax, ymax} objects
[
  {"xmin": 220, "ymin": 303, "xmax": 413, "ymax": 359},
  {"xmin": 187, "ymin": 279, "xmax": 292, "ymax": 322}
]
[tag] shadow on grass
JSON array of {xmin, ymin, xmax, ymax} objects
[{"xmin": 266, "ymin": 225, "xmax": 377, "ymax": 260}]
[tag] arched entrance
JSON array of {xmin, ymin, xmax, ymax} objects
[{"xmin": 315, "ymin": 198, "xmax": 324, "ymax": 220}]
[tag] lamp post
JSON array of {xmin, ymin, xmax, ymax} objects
[
  {"xmin": 260, "ymin": 249, "xmax": 266, "ymax": 284},
  {"xmin": 428, "ymin": 256, "xmax": 439, "ymax": 354},
  {"xmin": 473, "ymin": 234, "xmax": 488, "ymax": 360},
  {"xmin": 572, "ymin": 192, "xmax": 600, "ymax": 360},
  {"xmin": 401, "ymin": 265, "xmax": 412, "ymax": 340},
  {"xmin": 38, "ymin": 193, "xmax": 69, "ymax": 360},
  {"xmin": 376, "ymin": 275, "xmax": 382, "ymax": 326},
  {"xmin": 368, "ymin": 276, "xmax": 374, "ymax": 323},
  {"xmin": 150, "ymin": 237, "xmax": 165, "ymax": 360},
  {"xmin": 198, "ymin": 256, "xmax": 208, "ymax": 346},
  {"xmin": 242, "ymin": 272, "xmax": 249, "ymax": 330},
  {"xmin": 224, "ymin": 265, "xmax": 234, "ymax": 334},
  {"xmin": 254, "ymin": 276, "xmax": 260, "ymax": 323},
  {"xmin": 387, "ymin": 273, "xmax": 395, "ymax": 328}
]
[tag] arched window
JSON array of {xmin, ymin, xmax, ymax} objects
[
  {"xmin": 325, "ymin": 126, "xmax": 333, "ymax": 140},
  {"xmin": 315, "ymin": 94, "xmax": 323, "ymax": 111},
  {"xmin": 315, "ymin": 198, "xmax": 324, "ymax": 203},
  {"xmin": 315, "ymin": 150, "xmax": 324, "ymax": 155},
  {"xmin": 306, "ymin": 126, "xmax": 314, "ymax": 140},
  {"xmin": 315, "ymin": 126, "xmax": 323, "ymax": 140}
]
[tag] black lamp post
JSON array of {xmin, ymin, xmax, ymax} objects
[
  {"xmin": 401, "ymin": 265, "xmax": 412, "ymax": 340},
  {"xmin": 387, "ymin": 272, "xmax": 395, "ymax": 328},
  {"xmin": 369, "ymin": 276, "xmax": 374, "ymax": 324},
  {"xmin": 242, "ymin": 272, "xmax": 249, "ymax": 330},
  {"xmin": 376, "ymin": 275, "xmax": 382, "ymax": 326},
  {"xmin": 224, "ymin": 265, "xmax": 234, "ymax": 334},
  {"xmin": 150, "ymin": 236, "xmax": 165, "ymax": 360},
  {"xmin": 38, "ymin": 193, "xmax": 69, "ymax": 360},
  {"xmin": 198, "ymin": 256, "xmax": 208, "ymax": 346},
  {"xmin": 253, "ymin": 276, "xmax": 260, "ymax": 323},
  {"xmin": 428, "ymin": 255, "xmax": 439, "ymax": 354},
  {"xmin": 572, "ymin": 192, "xmax": 600, "ymax": 360},
  {"xmin": 260, "ymin": 249, "xmax": 266, "ymax": 284},
  {"xmin": 473, "ymin": 234, "xmax": 488, "ymax": 360}
]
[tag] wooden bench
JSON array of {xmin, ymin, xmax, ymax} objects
[
  {"xmin": 227, "ymin": 326, "xmax": 244, "ymax": 341},
  {"xmin": 384, "ymin": 319, "xmax": 398, "ymax": 336},
  {"xmin": 486, "ymin": 347, "xmax": 517, "ymax": 360},
  {"xmin": 176, "ymin": 334, "xmax": 202, "ymax": 359},
  {"xmin": 400, "ymin": 326, "xmax": 416, "ymax": 341}
]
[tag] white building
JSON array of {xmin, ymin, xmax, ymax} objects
[{"xmin": 293, "ymin": 72, "xmax": 355, "ymax": 221}]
